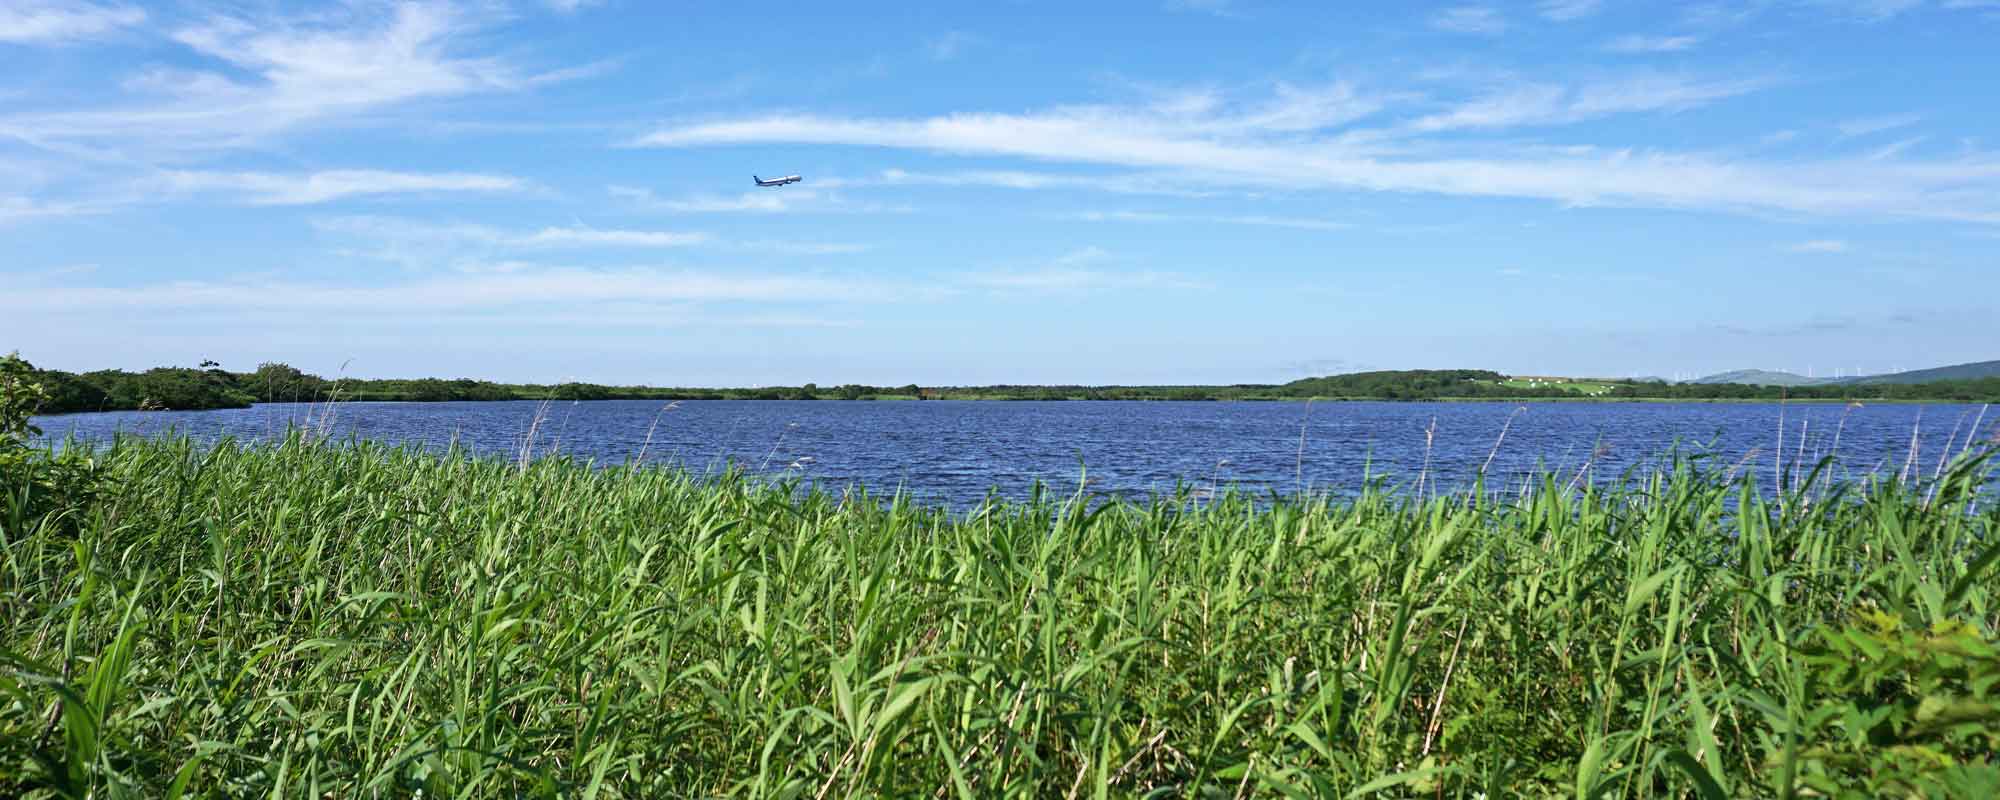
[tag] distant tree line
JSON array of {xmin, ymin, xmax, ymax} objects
[
  {"xmin": 11, "ymin": 355, "xmax": 1999, "ymax": 416},
  {"xmin": 1607, "ymin": 378, "xmax": 2000, "ymax": 403},
  {"xmin": 29, "ymin": 362, "xmax": 258, "ymax": 413},
  {"xmin": 13, "ymin": 357, "xmax": 946, "ymax": 413}
]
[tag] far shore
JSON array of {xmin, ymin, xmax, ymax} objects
[{"xmin": 29, "ymin": 394, "xmax": 1987, "ymax": 417}]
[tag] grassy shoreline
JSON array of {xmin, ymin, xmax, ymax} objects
[
  {"xmin": 3, "ymin": 436, "xmax": 1997, "ymax": 797},
  {"xmin": 26, "ymin": 394, "xmax": 1990, "ymax": 419}
]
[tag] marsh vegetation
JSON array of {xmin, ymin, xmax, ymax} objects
[{"xmin": 2, "ymin": 424, "xmax": 1996, "ymax": 797}]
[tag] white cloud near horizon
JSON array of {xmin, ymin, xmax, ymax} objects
[
  {"xmin": 1788, "ymin": 239, "xmax": 1850, "ymax": 253},
  {"xmin": 0, "ymin": 0, "xmax": 143, "ymax": 44}
]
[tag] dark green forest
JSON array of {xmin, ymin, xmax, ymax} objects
[{"xmin": 10, "ymin": 354, "xmax": 2000, "ymax": 415}]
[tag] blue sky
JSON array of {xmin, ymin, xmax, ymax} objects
[{"xmin": 4, "ymin": 0, "xmax": 1997, "ymax": 386}]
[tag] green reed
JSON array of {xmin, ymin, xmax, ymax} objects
[{"xmin": 2, "ymin": 433, "xmax": 1996, "ymax": 798}]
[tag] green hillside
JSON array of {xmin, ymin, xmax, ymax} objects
[{"xmin": 1844, "ymin": 359, "xmax": 2000, "ymax": 385}]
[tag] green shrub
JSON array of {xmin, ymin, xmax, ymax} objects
[
  {"xmin": 0, "ymin": 352, "xmax": 43, "ymax": 443},
  {"xmin": 1, "ymin": 354, "xmax": 111, "ymax": 541},
  {"xmin": 1788, "ymin": 612, "xmax": 2000, "ymax": 797}
]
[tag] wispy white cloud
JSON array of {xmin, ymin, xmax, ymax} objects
[
  {"xmin": 3, "ymin": 267, "xmax": 897, "ymax": 314},
  {"xmin": 1603, "ymin": 34, "xmax": 1702, "ymax": 53},
  {"xmin": 0, "ymin": 1, "xmax": 143, "ymax": 45},
  {"xmin": 866, "ymin": 167, "xmax": 1220, "ymax": 197},
  {"xmin": 634, "ymin": 82, "xmax": 2000, "ymax": 224},
  {"xmin": 0, "ymin": 195, "xmax": 102, "ymax": 224},
  {"xmin": 1835, "ymin": 112, "xmax": 1921, "ymax": 138},
  {"xmin": 961, "ymin": 247, "xmax": 1208, "ymax": 294},
  {"xmin": 608, "ymin": 184, "xmax": 909, "ymax": 215},
  {"xmin": 158, "ymin": 170, "xmax": 520, "ymax": 206},
  {"xmin": 881, "ymin": 168, "xmax": 1080, "ymax": 189},
  {"xmin": 1431, "ymin": 6, "xmax": 1508, "ymax": 34},
  {"xmin": 5, "ymin": 263, "xmax": 102, "ymax": 290},
  {"xmin": 924, "ymin": 31, "xmax": 974, "ymax": 60},
  {"xmin": 1809, "ymin": 0, "xmax": 1925, "ymax": 21},
  {"xmin": 1538, "ymin": 0, "xmax": 1603, "ymax": 21},
  {"xmin": 1229, "ymin": 81, "xmax": 1387, "ymax": 132},
  {"xmin": 1, "ymin": 2, "xmax": 591, "ymax": 154},
  {"xmin": 1866, "ymin": 136, "xmax": 1925, "ymax": 160},
  {"xmin": 1165, "ymin": 0, "xmax": 1239, "ymax": 16},
  {"xmin": 965, "ymin": 269, "xmax": 1205, "ymax": 293},
  {"xmin": 736, "ymin": 240, "xmax": 872, "ymax": 255},
  {"xmin": 316, "ymin": 215, "xmax": 870, "ymax": 269},
  {"xmin": 1073, "ymin": 210, "xmax": 1351, "ymax": 231},
  {"xmin": 520, "ymin": 226, "xmax": 709, "ymax": 248},
  {"xmin": 960, "ymin": 247, "xmax": 1208, "ymax": 294},
  {"xmin": 1788, "ymin": 239, "xmax": 1850, "ymax": 253},
  {"xmin": 329, "ymin": 219, "xmax": 710, "ymax": 250},
  {"xmin": 1681, "ymin": 2, "xmax": 1764, "ymax": 28},
  {"xmin": 1410, "ymin": 73, "xmax": 1773, "ymax": 132},
  {"xmin": 634, "ymin": 190, "xmax": 806, "ymax": 213}
]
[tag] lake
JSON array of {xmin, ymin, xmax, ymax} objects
[{"xmin": 31, "ymin": 400, "xmax": 1994, "ymax": 509}]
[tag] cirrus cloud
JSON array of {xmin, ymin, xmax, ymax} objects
[
  {"xmin": 158, "ymin": 170, "xmax": 522, "ymax": 206},
  {"xmin": 634, "ymin": 79, "xmax": 2000, "ymax": 225},
  {"xmin": 0, "ymin": 1, "xmax": 143, "ymax": 45}
]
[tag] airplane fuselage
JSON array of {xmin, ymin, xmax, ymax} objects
[{"xmin": 754, "ymin": 174, "xmax": 803, "ymax": 187}]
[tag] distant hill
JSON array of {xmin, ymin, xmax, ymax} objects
[
  {"xmin": 1688, "ymin": 369, "xmax": 1821, "ymax": 387},
  {"xmin": 1686, "ymin": 359, "xmax": 2000, "ymax": 387},
  {"xmin": 1840, "ymin": 359, "xmax": 2000, "ymax": 385}
]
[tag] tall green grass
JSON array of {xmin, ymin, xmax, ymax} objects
[{"xmin": 2, "ymin": 434, "xmax": 1996, "ymax": 798}]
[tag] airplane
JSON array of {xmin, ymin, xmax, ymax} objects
[{"xmin": 753, "ymin": 174, "xmax": 802, "ymax": 187}]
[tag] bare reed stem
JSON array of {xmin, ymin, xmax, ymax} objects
[
  {"xmin": 1481, "ymin": 406, "xmax": 1527, "ymax": 479},
  {"xmin": 1294, "ymin": 399, "xmax": 1313, "ymax": 496},
  {"xmin": 635, "ymin": 400, "xmax": 683, "ymax": 465},
  {"xmin": 1415, "ymin": 416, "xmax": 1437, "ymax": 501},
  {"xmin": 1898, "ymin": 409, "xmax": 1922, "ymax": 488}
]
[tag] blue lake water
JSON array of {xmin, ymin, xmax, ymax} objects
[{"xmin": 31, "ymin": 400, "xmax": 1995, "ymax": 509}]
